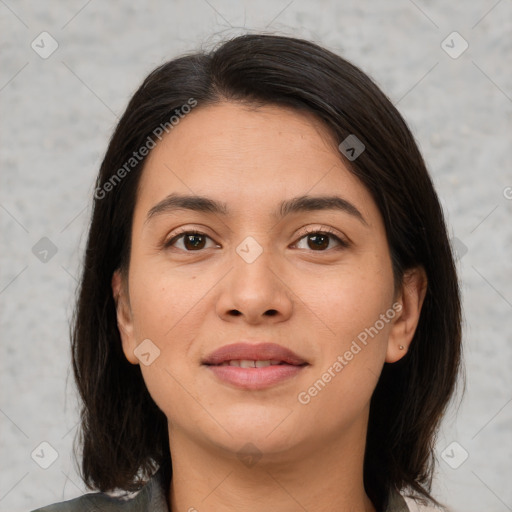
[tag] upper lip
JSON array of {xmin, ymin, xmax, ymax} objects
[{"xmin": 202, "ymin": 342, "xmax": 307, "ymax": 366}]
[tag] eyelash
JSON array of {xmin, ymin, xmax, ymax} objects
[{"xmin": 163, "ymin": 226, "xmax": 350, "ymax": 252}]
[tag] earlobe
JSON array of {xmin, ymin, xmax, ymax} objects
[
  {"xmin": 386, "ymin": 267, "xmax": 428, "ymax": 363},
  {"xmin": 111, "ymin": 270, "xmax": 139, "ymax": 365}
]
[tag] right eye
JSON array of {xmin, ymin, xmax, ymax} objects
[{"xmin": 164, "ymin": 230, "xmax": 219, "ymax": 252}]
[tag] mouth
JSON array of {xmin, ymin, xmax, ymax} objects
[
  {"xmin": 202, "ymin": 342, "xmax": 307, "ymax": 366},
  {"xmin": 214, "ymin": 359, "xmax": 297, "ymax": 367},
  {"xmin": 202, "ymin": 342, "xmax": 309, "ymax": 390}
]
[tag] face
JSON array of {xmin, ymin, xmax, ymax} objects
[{"xmin": 112, "ymin": 101, "xmax": 425, "ymax": 462}]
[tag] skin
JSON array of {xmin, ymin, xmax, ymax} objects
[{"xmin": 112, "ymin": 101, "xmax": 427, "ymax": 512}]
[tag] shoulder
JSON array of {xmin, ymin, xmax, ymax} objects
[
  {"xmin": 387, "ymin": 489, "xmax": 445, "ymax": 512},
  {"xmin": 403, "ymin": 495, "xmax": 446, "ymax": 512},
  {"xmin": 386, "ymin": 488, "xmax": 412, "ymax": 512},
  {"xmin": 31, "ymin": 491, "xmax": 143, "ymax": 512},
  {"xmin": 30, "ymin": 470, "xmax": 169, "ymax": 512}
]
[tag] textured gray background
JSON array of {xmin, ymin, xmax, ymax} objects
[{"xmin": 1, "ymin": 1, "xmax": 511, "ymax": 511}]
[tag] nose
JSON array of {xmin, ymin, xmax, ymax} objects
[{"xmin": 216, "ymin": 241, "xmax": 293, "ymax": 325}]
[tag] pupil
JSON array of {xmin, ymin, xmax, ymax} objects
[
  {"xmin": 309, "ymin": 234, "xmax": 328, "ymax": 250},
  {"xmin": 185, "ymin": 234, "xmax": 205, "ymax": 250}
]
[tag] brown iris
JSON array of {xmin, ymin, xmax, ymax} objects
[
  {"xmin": 183, "ymin": 233, "xmax": 207, "ymax": 250},
  {"xmin": 307, "ymin": 233, "xmax": 330, "ymax": 250}
]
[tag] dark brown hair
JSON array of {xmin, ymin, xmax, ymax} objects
[{"xmin": 71, "ymin": 33, "xmax": 463, "ymax": 511}]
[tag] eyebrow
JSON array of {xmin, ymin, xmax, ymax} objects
[{"xmin": 145, "ymin": 192, "xmax": 368, "ymax": 226}]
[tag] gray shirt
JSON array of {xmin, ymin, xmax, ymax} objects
[{"xmin": 31, "ymin": 469, "xmax": 410, "ymax": 511}]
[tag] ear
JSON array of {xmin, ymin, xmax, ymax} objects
[
  {"xmin": 386, "ymin": 267, "xmax": 428, "ymax": 363},
  {"xmin": 112, "ymin": 269, "xmax": 139, "ymax": 365}
]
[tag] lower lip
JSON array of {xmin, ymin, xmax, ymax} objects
[{"xmin": 206, "ymin": 364, "xmax": 305, "ymax": 390}]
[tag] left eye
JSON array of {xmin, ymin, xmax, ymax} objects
[
  {"xmin": 165, "ymin": 230, "xmax": 218, "ymax": 251},
  {"xmin": 293, "ymin": 230, "xmax": 348, "ymax": 251},
  {"xmin": 164, "ymin": 229, "xmax": 348, "ymax": 252}
]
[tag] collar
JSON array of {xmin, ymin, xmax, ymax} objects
[{"xmin": 144, "ymin": 467, "xmax": 410, "ymax": 512}]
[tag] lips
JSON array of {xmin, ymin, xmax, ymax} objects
[
  {"xmin": 202, "ymin": 342, "xmax": 307, "ymax": 367},
  {"xmin": 203, "ymin": 342, "xmax": 308, "ymax": 390}
]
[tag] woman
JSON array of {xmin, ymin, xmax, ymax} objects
[{"xmin": 32, "ymin": 33, "xmax": 462, "ymax": 512}]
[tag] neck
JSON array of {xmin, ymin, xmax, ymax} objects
[{"xmin": 167, "ymin": 413, "xmax": 376, "ymax": 512}]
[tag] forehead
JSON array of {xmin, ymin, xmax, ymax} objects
[
  {"xmin": 134, "ymin": 101, "xmax": 379, "ymax": 226},
  {"xmin": 146, "ymin": 101, "xmax": 339, "ymax": 165}
]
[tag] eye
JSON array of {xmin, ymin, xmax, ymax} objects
[
  {"xmin": 164, "ymin": 229, "xmax": 218, "ymax": 251},
  {"xmin": 293, "ymin": 227, "xmax": 349, "ymax": 251},
  {"xmin": 164, "ymin": 227, "xmax": 349, "ymax": 252}
]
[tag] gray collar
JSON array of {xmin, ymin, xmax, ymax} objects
[
  {"xmin": 33, "ymin": 467, "xmax": 410, "ymax": 511},
  {"xmin": 137, "ymin": 469, "xmax": 411, "ymax": 512}
]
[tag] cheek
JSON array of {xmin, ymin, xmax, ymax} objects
[
  {"xmin": 126, "ymin": 266, "xmax": 212, "ymax": 423},
  {"xmin": 295, "ymin": 254, "xmax": 395, "ymax": 346},
  {"xmin": 128, "ymin": 262, "xmax": 205, "ymax": 342},
  {"xmin": 292, "ymin": 255, "xmax": 394, "ymax": 408}
]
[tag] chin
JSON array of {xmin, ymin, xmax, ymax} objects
[{"xmin": 204, "ymin": 406, "xmax": 300, "ymax": 451}]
